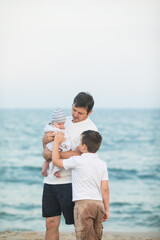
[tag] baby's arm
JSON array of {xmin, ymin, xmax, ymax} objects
[
  {"xmin": 43, "ymin": 148, "xmax": 52, "ymax": 162},
  {"xmin": 101, "ymin": 180, "xmax": 109, "ymax": 222}
]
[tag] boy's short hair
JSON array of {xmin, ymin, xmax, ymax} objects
[
  {"xmin": 73, "ymin": 92, "xmax": 94, "ymax": 114},
  {"xmin": 81, "ymin": 130, "xmax": 102, "ymax": 153}
]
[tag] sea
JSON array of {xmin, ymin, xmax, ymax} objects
[{"xmin": 0, "ymin": 109, "xmax": 160, "ymax": 232}]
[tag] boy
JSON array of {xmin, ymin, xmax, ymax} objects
[
  {"xmin": 42, "ymin": 107, "xmax": 72, "ymax": 177},
  {"xmin": 52, "ymin": 130, "xmax": 109, "ymax": 240}
]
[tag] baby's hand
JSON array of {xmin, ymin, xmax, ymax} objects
[
  {"xmin": 55, "ymin": 132, "xmax": 66, "ymax": 144},
  {"xmin": 41, "ymin": 169, "xmax": 48, "ymax": 177},
  {"xmin": 54, "ymin": 171, "xmax": 61, "ymax": 178}
]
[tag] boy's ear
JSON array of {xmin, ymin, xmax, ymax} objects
[{"xmin": 82, "ymin": 144, "xmax": 88, "ymax": 151}]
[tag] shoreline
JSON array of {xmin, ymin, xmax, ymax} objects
[{"xmin": 0, "ymin": 231, "xmax": 160, "ymax": 240}]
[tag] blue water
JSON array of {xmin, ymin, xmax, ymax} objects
[{"xmin": 0, "ymin": 109, "xmax": 160, "ymax": 232}]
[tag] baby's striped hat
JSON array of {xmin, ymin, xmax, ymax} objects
[{"xmin": 51, "ymin": 107, "xmax": 66, "ymax": 123}]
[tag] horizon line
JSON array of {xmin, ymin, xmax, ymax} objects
[{"xmin": 0, "ymin": 107, "xmax": 160, "ymax": 110}]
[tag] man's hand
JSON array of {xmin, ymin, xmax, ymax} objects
[
  {"xmin": 55, "ymin": 132, "xmax": 66, "ymax": 144},
  {"xmin": 103, "ymin": 210, "xmax": 109, "ymax": 222},
  {"xmin": 43, "ymin": 131, "xmax": 55, "ymax": 147},
  {"xmin": 75, "ymin": 146, "xmax": 82, "ymax": 155}
]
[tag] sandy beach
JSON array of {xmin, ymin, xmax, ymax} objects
[{"xmin": 0, "ymin": 231, "xmax": 160, "ymax": 240}]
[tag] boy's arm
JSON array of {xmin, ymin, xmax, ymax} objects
[
  {"xmin": 52, "ymin": 132, "xmax": 65, "ymax": 168},
  {"xmin": 101, "ymin": 180, "xmax": 109, "ymax": 222}
]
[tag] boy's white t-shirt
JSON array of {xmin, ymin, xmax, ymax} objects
[
  {"xmin": 43, "ymin": 116, "xmax": 98, "ymax": 185},
  {"xmin": 63, "ymin": 153, "xmax": 109, "ymax": 201}
]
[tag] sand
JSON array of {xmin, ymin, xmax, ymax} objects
[{"xmin": 0, "ymin": 231, "xmax": 160, "ymax": 240}]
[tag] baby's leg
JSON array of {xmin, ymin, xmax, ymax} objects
[{"xmin": 41, "ymin": 161, "xmax": 50, "ymax": 177}]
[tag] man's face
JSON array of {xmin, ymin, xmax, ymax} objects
[{"xmin": 72, "ymin": 104, "xmax": 92, "ymax": 123}]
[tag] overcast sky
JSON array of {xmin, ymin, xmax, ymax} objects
[{"xmin": 1, "ymin": 0, "xmax": 160, "ymax": 109}]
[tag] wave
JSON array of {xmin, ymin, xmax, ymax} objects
[
  {"xmin": 0, "ymin": 165, "xmax": 42, "ymax": 172},
  {"xmin": 108, "ymin": 168, "xmax": 138, "ymax": 180},
  {"xmin": 136, "ymin": 215, "xmax": 160, "ymax": 228},
  {"xmin": 137, "ymin": 173, "xmax": 160, "ymax": 180},
  {"xmin": 108, "ymin": 167, "xmax": 160, "ymax": 181},
  {"xmin": 0, "ymin": 166, "xmax": 43, "ymax": 184},
  {"xmin": 0, "ymin": 211, "xmax": 17, "ymax": 219},
  {"xmin": 110, "ymin": 202, "xmax": 132, "ymax": 207}
]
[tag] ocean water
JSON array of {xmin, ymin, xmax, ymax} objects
[{"xmin": 0, "ymin": 109, "xmax": 160, "ymax": 232}]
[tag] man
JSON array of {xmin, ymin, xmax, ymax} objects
[{"xmin": 42, "ymin": 92, "xmax": 98, "ymax": 240}]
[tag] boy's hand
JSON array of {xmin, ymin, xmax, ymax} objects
[
  {"xmin": 103, "ymin": 210, "xmax": 109, "ymax": 222},
  {"xmin": 55, "ymin": 132, "xmax": 66, "ymax": 144}
]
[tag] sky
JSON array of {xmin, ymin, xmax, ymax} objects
[{"xmin": 0, "ymin": 0, "xmax": 160, "ymax": 109}]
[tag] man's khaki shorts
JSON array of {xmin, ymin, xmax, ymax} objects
[{"xmin": 74, "ymin": 200, "xmax": 105, "ymax": 240}]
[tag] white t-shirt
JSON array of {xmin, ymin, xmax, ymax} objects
[
  {"xmin": 43, "ymin": 116, "xmax": 98, "ymax": 185},
  {"xmin": 63, "ymin": 153, "xmax": 108, "ymax": 201}
]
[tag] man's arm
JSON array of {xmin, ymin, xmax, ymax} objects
[
  {"xmin": 43, "ymin": 145, "xmax": 80, "ymax": 168},
  {"xmin": 101, "ymin": 180, "xmax": 109, "ymax": 222},
  {"xmin": 42, "ymin": 131, "xmax": 55, "ymax": 161},
  {"xmin": 43, "ymin": 148, "xmax": 80, "ymax": 162},
  {"xmin": 60, "ymin": 147, "xmax": 81, "ymax": 159},
  {"xmin": 42, "ymin": 131, "xmax": 55, "ymax": 148}
]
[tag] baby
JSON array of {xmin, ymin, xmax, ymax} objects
[{"xmin": 41, "ymin": 107, "xmax": 71, "ymax": 177}]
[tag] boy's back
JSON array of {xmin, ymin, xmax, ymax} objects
[{"xmin": 63, "ymin": 153, "xmax": 108, "ymax": 201}]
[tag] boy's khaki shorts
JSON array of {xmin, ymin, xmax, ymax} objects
[{"xmin": 74, "ymin": 200, "xmax": 105, "ymax": 240}]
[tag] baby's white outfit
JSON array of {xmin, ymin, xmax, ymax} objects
[
  {"xmin": 44, "ymin": 124, "xmax": 71, "ymax": 152},
  {"xmin": 44, "ymin": 123, "xmax": 72, "ymax": 175}
]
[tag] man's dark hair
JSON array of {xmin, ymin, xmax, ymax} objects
[
  {"xmin": 73, "ymin": 92, "xmax": 94, "ymax": 114},
  {"xmin": 81, "ymin": 130, "xmax": 102, "ymax": 153}
]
